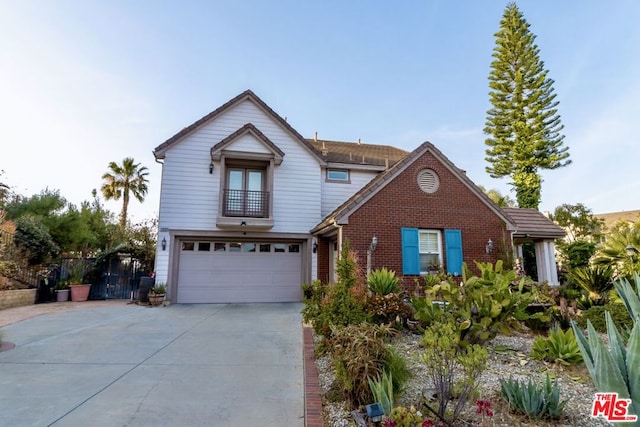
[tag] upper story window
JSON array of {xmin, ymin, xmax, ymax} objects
[
  {"xmin": 326, "ymin": 169, "xmax": 350, "ymax": 182},
  {"xmin": 224, "ymin": 167, "xmax": 268, "ymax": 218}
]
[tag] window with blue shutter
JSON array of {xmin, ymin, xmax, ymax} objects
[
  {"xmin": 401, "ymin": 228, "xmax": 420, "ymax": 275},
  {"xmin": 444, "ymin": 229, "xmax": 463, "ymax": 276}
]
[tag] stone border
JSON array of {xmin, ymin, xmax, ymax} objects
[
  {"xmin": 0, "ymin": 289, "xmax": 37, "ymax": 310},
  {"xmin": 303, "ymin": 326, "xmax": 324, "ymax": 427}
]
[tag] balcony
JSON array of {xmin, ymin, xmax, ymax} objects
[{"xmin": 222, "ymin": 189, "xmax": 270, "ymax": 218}]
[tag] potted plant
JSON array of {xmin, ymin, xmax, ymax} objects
[
  {"xmin": 68, "ymin": 262, "xmax": 91, "ymax": 302},
  {"xmin": 54, "ymin": 280, "xmax": 70, "ymax": 302},
  {"xmin": 148, "ymin": 283, "xmax": 166, "ymax": 306}
]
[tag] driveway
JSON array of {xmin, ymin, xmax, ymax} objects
[{"xmin": 0, "ymin": 301, "xmax": 304, "ymax": 426}]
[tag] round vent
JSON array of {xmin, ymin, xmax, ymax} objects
[{"xmin": 417, "ymin": 169, "xmax": 440, "ymax": 193}]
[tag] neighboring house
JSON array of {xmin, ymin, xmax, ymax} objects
[
  {"xmin": 595, "ymin": 209, "xmax": 640, "ymax": 232},
  {"xmin": 153, "ymin": 90, "xmax": 564, "ymax": 304}
]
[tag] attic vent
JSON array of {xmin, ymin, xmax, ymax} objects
[{"xmin": 417, "ymin": 169, "xmax": 440, "ymax": 193}]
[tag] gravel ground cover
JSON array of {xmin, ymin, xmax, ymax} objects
[{"xmin": 315, "ymin": 330, "xmax": 612, "ymax": 427}]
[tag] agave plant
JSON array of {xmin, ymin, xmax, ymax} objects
[
  {"xmin": 367, "ymin": 267, "xmax": 401, "ymax": 295},
  {"xmin": 571, "ymin": 272, "xmax": 640, "ymax": 421}
]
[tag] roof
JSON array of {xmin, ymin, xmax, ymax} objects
[
  {"xmin": 502, "ymin": 208, "xmax": 566, "ymax": 239},
  {"xmin": 595, "ymin": 209, "xmax": 640, "ymax": 229},
  {"xmin": 153, "ymin": 90, "xmax": 323, "ymax": 162},
  {"xmin": 210, "ymin": 123, "xmax": 285, "ymax": 164},
  {"xmin": 311, "ymin": 141, "xmax": 515, "ymax": 234},
  {"xmin": 307, "ymin": 139, "xmax": 408, "ymax": 167}
]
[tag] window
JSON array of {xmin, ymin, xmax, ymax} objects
[
  {"xmin": 288, "ymin": 244, "xmax": 300, "ymax": 253},
  {"xmin": 214, "ymin": 243, "xmax": 226, "ymax": 252},
  {"xmin": 401, "ymin": 228, "xmax": 463, "ymax": 276},
  {"xmin": 419, "ymin": 230, "xmax": 442, "ymax": 273},
  {"xmin": 229, "ymin": 242, "xmax": 241, "ymax": 252},
  {"xmin": 198, "ymin": 242, "xmax": 211, "ymax": 251},
  {"xmin": 259, "ymin": 244, "xmax": 271, "ymax": 253},
  {"xmin": 243, "ymin": 243, "xmax": 256, "ymax": 252},
  {"xmin": 274, "ymin": 243, "xmax": 286, "ymax": 253},
  {"xmin": 182, "ymin": 242, "xmax": 195, "ymax": 251},
  {"xmin": 224, "ymin": 168, "xmax": 268, "ymax": 217},
  {"xmin": 326, "ymin": 169, "xmax": 350, "ymax": 182}
]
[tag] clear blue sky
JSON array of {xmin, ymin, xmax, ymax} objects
[{"xmin": 1, "ymin": 0, "xmax": 638, "ymax": 221}]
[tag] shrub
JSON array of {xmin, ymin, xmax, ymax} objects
[
  {"xmin": 420, "ymin": 321, "xmax": 488, "ymax": 425},
  {"xmin": 368, "ymin": 267, "xmax": 401, "ymax": 295},
  {"xmin": 566, "ymin": 265, "xmax": 614, "ymax": 306},
  {"xmin": 530, "ymin": 323, "xmax": 583, "ymax": 365},
  {"xmin": 365, "ymin": 293, "xmax": 414, "ymax": 326},
  {"xmin": 300, "ymin": 241, "xmax": 369, "ymax": 337},
  {"xmin": 411, "ymin": 261, "xmax": 544, "ymax": 346},
  {"xmin": 328, "ymin": 323, "xmax": 406, "ymax": 408},
  {"xmin": 575, "ymin": 303, "xmax": 633, "ymax": 333},
  {"xmin": 368, "ymin": 370, "xmax": 394, "ymax": 416},
  {"xmin": 387, "ymin": 406, "xmax": 425, "ymax": 426},
  {"xmin": 500, "ymin": 374, "xmax": 568, "ymax": 419}
]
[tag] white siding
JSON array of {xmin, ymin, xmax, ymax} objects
[
  {"xmin": 229, "ymin": 133, "xmax": 273, "ymax": 153},
  {"xmin": 320, "ymin": 169, "xmax": 378, "ymax": 218},
  {"xmin": 154, "ymin": 98, "xmax": 322, "ymax": 281}
]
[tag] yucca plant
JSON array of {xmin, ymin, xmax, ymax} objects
[
  {"xmin": 368, "ymin": 370, "xmax": 394, "ymax": 416},
  {"xmin": 571, "ymin": 272, "xmax": 640, "ymax": 422},
  {"xmin": 531, "ymin": 323, "xmax": 583, "ymax": 365},
  {"xmin": 567, "ymin": 265, "xmax": 614, "ymax": 306},
  {"xmin": 367, "ymin": 267, "xmax": 401, "ymax": 295},
  {"xmin": 500, "ymin": 374, "xmax": 568, "ymax": 419}
]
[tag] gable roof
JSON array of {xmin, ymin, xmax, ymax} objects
[
  {"xmin": 307, "ymin": 139, "xmax": 408, "ymax": 168},
  {"xmin": 210, "ymin": 123, "xmax": 285, "ymax": 165},
  {"xmin": 595, "ymin": 209, "xmax": 640, "ymax": 230},
  {"xmin": 153, "ymin": 90, "xmax": 324, "ymax": 162},
  {"xmin": 311, "ymin": 141, "xmax": 515, "ymax": 234},
  {"xmin": 502, "ymin": 208, "xmax": 566, "ymax": 239}
]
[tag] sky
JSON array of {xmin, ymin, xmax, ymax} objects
[{"xmin": 1, "ymin": 0, "xmax": 639, "ymax": 222}]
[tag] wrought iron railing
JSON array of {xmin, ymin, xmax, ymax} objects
[{"xmin": 223, "ymin": 189, "xmax": 269, "ymax": 218}]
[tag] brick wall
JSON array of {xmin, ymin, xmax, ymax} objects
[
  {"xmin": 337, "ymin": 151, "xmax": 510, "ymax": 292},
  {"xmin": 0, "ymin": 289, "xmax": 37, "ymax": 310}
]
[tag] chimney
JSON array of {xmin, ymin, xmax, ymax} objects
[
  {"xmin": 385, "ymin": 156, "xmax": 389, "ymax": 170},
  {"xmin": 314, "ymin": 131, "xmax": 318, "ymax": 142},
  {"xmin": 357, "ymin": 138, "xmax": 361, "ymax": 145}
]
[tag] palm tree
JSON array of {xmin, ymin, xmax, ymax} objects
[
  {"xmin": 593, "ymin": 225, "xmax": 640, "ymax": 279},
  {"xmin": 101, "ymin": 158, "xmax": 149, "ymax": 229}
]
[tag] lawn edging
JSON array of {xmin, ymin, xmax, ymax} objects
[{"xmin": 303, "ymin": 325, "xmax": 324, "ymax": 427}]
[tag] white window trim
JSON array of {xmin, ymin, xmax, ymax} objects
[
  {"xmin": 326, "ymin": 169, "xmax": 350, "ymax": 183},
  {"xmin": 419, "ymin": 230, "xmax": 442, "ymax": 274}
]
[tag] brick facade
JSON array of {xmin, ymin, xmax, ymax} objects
[{"xmin": 320, "ymin": 150, "xmax": 510, "ymax": 292}]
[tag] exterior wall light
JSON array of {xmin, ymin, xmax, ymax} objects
[
  {"xmin": 485, "ymin": 239, "xmax": 494, "ymax": 254},
  {"xmin": 209, "ymin": 161, "xmax": 214, "ymax": 174},
  {"xmin": 161, "ymin": 237, "xmax": 167, "ymax": 251},
  {"xmin": 312, "ymin": 239, "xmax": 318, "ymax": 253}
]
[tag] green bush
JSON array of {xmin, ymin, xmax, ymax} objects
[
  {"xmin": 367, "ymin": 267, "xmax": 401, "ymax": 295},
  {"xmin": 500, "ymin": 374, "xmax": 568, "ymax": 420},
  {"xmin": 566, "ymin": 265, "xmax": 614, "ymax": 306},
  {"xmin": 365, "ymin": 293, "xmax": 414, "ymax": 326},
  {"xmin": 411, "ymin": 261, "xmax": 545, "ymax": 346},
  {"xmin": 300, "ymin": 240, "xmax": 369, "ymax": 337},
  {"xmin": 530, "ymin": 323, "xmax": 583, "ymax": 365},
  {"xmin": 420, "ymin": 321, "xmax": 488, "ymax": 425},
  {"xmin": 576, "ymin": 303, "xmax": 633, "ymax": 333},
  {"xmin": 328, "ymin": 323, "xmax": 407, "ymax": 408}
]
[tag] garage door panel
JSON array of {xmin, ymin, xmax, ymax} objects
[{"xmin": 177, "ymin": 241, "xmax": 303, "ymax": 303}]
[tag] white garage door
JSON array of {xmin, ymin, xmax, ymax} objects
[{"xmin": 177, "ymin": 241, "xmax": 303, "ymax": 303}]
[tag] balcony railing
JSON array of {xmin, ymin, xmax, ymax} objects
[{"xmin": 223, "ymin": 189, "xmax": 270, "ymax": 218}]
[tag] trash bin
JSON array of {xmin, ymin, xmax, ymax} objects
[
  {"xmin": 138, "ymin": 277, "xmax": 154, "ymax": 303},
  {"xmin": 36, "ymin": 277, "xmax": 54, "ymax": 303}
]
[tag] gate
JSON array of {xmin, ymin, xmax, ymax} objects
[{"xmin": 89, "ymin": 254, "xmax": 146, "ymax": 300}]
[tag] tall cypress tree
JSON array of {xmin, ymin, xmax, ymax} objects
[{"xmin": 484, "ymin": 2, "xmax": 571, "ymax": 209}]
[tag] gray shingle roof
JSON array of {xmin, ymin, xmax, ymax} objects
[
  {"xmin": 307, "ymin": 139, "xmax": 408, "ymax": 167},
  {"xmin": 502, "ymin": 208, "xmax": 566, "ymax": 239}
]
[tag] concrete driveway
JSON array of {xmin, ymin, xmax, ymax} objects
[{"xmin": 0, "ymin": 301, "xmax": 304, "ymax": 426}]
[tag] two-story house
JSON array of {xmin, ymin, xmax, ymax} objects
[{"xmin": 152, "ymin": 90, "xmax": 564, "ymax": 304}]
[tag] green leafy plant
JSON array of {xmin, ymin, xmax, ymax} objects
[
  {"xmin": 365, "ymin": 293, "xmax": 414, "ymax": 326},
  {"xmin": 575, "ymin": 303, "xmax": 633, "ymax": 333},
  {"xmin": 302, "ymin": 240, "xmax": 369, "ymax": 338},
  {"xmin": 54, "ymin": 280, "xmax": 70, "ymax": 290},
  {"xmin": 530, "ymin": 323, "xmax": 583, "ymax": 365},
  {"xmin": 420, "ymin": 321, "xmax": 488, "ymax": 425},
  {"xmin": 571, "ymin": 272, "xmax": 640, "ymax": 421},
  {"xmin": 500, "ymin": 374, "xmax": 568, "ymax": 419},
  {"xmin": 412, "ymin": 261, "xmax": 545, "ymax": 346},
  {"xmin": 367, "ymin": 267, "xmax": 401, "ymax": 295},
  {"xmin": 368, "ymin": 370, "xmax": 394, "ymax": 416},
  {"xmin": 566, "ymin": 265, "xmax": 614, "ymax": 306},
  {"xmin": 66, "ymin": 261, "xmax": 86, "ymax": 285},
  {"xmin": 151, "ymin": 283, "xmax": 166, "ymax": 294},
  {"xmin": 328, "ymin": 323, "xmax": 407, "ymax": 408},
  {"xmin": 388, "ymin": 406, "xmax": 425, "ymax": 427}
]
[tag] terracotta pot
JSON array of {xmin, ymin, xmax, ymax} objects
[
  {"xmin": 56, "ymin": 289, "xmax": 70, "ymax": 302},
  {"xmin": 70, "ymin": 284, "xmax": 91, "ymax": 302}
]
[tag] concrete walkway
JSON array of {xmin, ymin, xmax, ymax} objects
[{"xmin": 0, "ymin": 301, "xmax": 304, "ymax": 426}]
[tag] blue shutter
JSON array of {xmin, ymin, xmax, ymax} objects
[
  {"xmin": 444, "ymin": 229, "xmax": 463, "ymax": 276},
  {"xmin": 401, "ymin": 228, "xmax": 420, "ymax": 275}
]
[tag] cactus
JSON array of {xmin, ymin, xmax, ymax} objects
[{"xmin": 571, "ymin": 272, "xmax": 640, "ymax": 422}]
